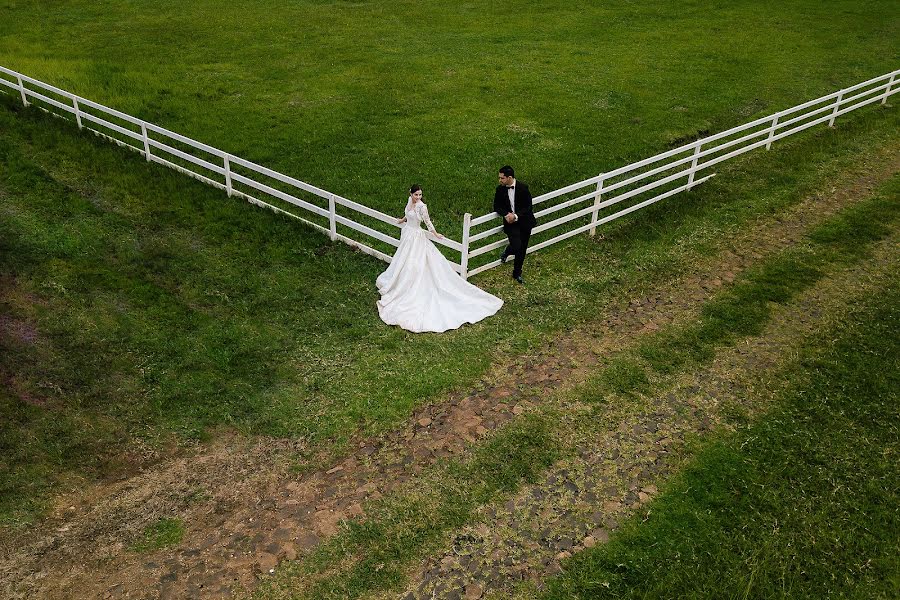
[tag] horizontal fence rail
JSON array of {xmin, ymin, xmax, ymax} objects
[
  {"xmin": 464, "ymin": 68, "xmax": 898, "ymax": 278},
  {"xmin": 0, "ymin": 64, "xmax": 462, "ymax": 273},
  {"xmin": 1, "ymin": 65, "xmax": 897, "ymax": 279}
]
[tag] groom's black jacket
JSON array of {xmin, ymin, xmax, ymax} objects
[{"xmin": 494, "ymin": 182, "xmax": 537, "ymax": 232}]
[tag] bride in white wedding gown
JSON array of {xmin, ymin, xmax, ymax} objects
[{"xmin": 377, "ymin": 185, "xmax": 503, "ymax": 333}]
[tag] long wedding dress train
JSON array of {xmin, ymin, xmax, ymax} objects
[{"xmin": 376, "ymin": 201, "xmax": 503, "ymax": 333}]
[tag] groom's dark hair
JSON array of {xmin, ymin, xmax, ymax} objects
[{"xmin": 499, "ymin": 165, "xmax": 514, "ymax": 177}]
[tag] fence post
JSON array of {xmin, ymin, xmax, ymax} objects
[
  {"xmin": 882, "ymin": 73, "xmax": 897, "ymax": 105},
  {"xmin": 828, "ymin": 91, "xmax": 843, "ymax": 127},
  {"xmin": 224, "ymin": 155, "xmax": 233, "ymax": 197},
  {"xmin": 589, "ymin": 175, "xmax": 605, "ymax": 236},
  {"xmin": 72, "ymin": 96, "xmax": 83, "ymax": 130},
  {"xmin": 328, "ymin": 194, "xmax": 337, "ymax": 241},
  {"xmin": 687, "ymin": 141, "xmax": 703, "ymax": 190},
  {"xmin": 765, "ymin": 114, "xmax": 779, "ymax": 150},
  {"xmin": 16, "ymin": 75, "xmax": 28, "ymax": 107},
  {"xmin": 141, "ymin": 123, "xmax": 151, "ymax": 161},
  {"xmin": 460, "ymin": 213, "xmax": 472, "ymax": 279}
]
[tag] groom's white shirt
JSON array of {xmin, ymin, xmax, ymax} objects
[{"xmin": 507, "ymin": 179, "xmax": 518, "ymax": 221}]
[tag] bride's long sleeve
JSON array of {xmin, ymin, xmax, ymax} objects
[{"xmin": 419, "ymin": 203, "xmax": 437, "ymax": 234}]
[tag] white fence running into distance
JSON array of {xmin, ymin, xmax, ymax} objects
[{"xmin": 1, "ymin": 65, "xmax": 897, "ymax": 279}]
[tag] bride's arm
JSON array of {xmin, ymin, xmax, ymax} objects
[{"xmin": 420, "ymin": 204, "xmax": 443, "ymax": 238}]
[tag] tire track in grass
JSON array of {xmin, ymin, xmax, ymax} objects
[
  {"xmin": 535, "ymin": 265, "xmax": 900, "ymax": 600},
  {"xmin": 252, "ymin": 180, "xmax": 899, "ymax": 598}
]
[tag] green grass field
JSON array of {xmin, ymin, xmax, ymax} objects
[
  {"xmin": 2, "ymin": 0, "xmax": 898, "ymax": 218},
  {"xmin": 1, "ymin": 0, "xmax": 898, "ymax": 535}
]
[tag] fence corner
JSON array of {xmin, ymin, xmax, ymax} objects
[
  {"xmin": 460, "ymin": 212, "xmax": 471, "ymax": 279},
  {"xmin": 328, "ymin": 194, "xmax": 337, "ymax": 241},
  {"xmin": 589, "ymin": 174, "xmax": 605, "ymax": 236}
]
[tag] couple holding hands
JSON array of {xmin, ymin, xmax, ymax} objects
[{"xmin": 376, "ymin": 165, "xmax": 537, "ymax": 333}]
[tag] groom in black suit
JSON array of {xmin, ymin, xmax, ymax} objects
[{"xmin": 494, "ymin": 165, "xmax": 537, "ymax": 284}]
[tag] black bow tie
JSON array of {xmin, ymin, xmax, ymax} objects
[{"xmin": 508, "ymin": 186, "xmax": 515, "ymax": 190}]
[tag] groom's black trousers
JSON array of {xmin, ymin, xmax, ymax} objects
[{"xmin": 505, "ymin": 223, "xmax": 533, "ymax": 279}]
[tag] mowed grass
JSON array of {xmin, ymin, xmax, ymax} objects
[
  {"xmin": 1, "ymin": 0, "xmax": 899, "ymax": 526},
  {"xmin": 1, "ymin": 0, "xmax": 897, "ymax": 218},
  {"xmin": 538, "ymin": 263, "xmax": 900, "ymax": 600}
]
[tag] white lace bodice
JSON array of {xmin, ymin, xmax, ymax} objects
[{"xmin": 405, "ymin": 201, "xmax": 437, "ymax": 234}]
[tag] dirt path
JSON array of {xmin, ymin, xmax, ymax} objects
[{"xmin": 1, "ymin": 146, "xmax": 897, "ymax": 600}]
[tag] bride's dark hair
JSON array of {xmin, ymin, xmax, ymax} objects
[{"xmin": 409, "ymin": 184, "xmax": 422, "ymax": 195}]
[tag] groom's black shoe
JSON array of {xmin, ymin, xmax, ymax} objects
[
  {"xmin": 500, "ymin": 246, "xmax": 510, "ymax": 264},
  {"xmin": 513, "ymin": 275, "xmax": 524, "ymax": 284}
]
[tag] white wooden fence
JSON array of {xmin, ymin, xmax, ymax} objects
[
  {"xmin": 1, "ymin": 65, "xmax": 897, "ymax": 279},
  {"xmin": 0, "ymin": 65, "xmax": 462, "ymax": 272},
  {"xmin": 463, "ymin": 68, "xmax": 899, "ymax": 277}
]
